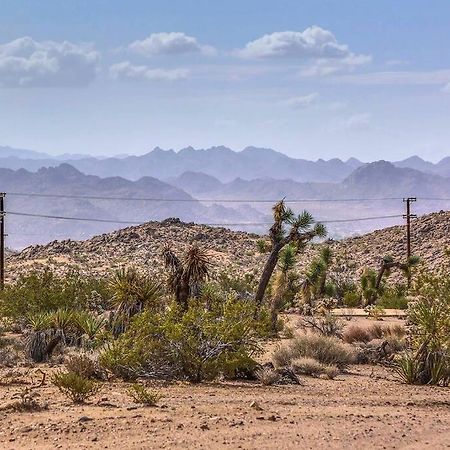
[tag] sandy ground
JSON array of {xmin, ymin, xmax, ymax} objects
[{"xmin": 0, "ymin": 363, "xmax": 449, "ymax": 450}]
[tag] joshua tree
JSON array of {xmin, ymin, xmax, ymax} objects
[
  {"xmin": 162, "ymin": 244, "xmax": 211, "ymax": 311},
  {"xmin": 364, "ymin": 255, "xmax": 420, "ymax": 306},
  {"xmin": 270, "ymin": 243, "xmax": 297, "ymax": 330},
  {"xmin": 255, "ymin": 200, "xmax": 326, "ymax": 306}
]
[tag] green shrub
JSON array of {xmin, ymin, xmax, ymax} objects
[
  {"xmin": 0, "ymin": 269, "xmax": 110, "ymax": 319},
  {"xmin": 393, "ymin": 258, "xmax": 450, "ymax": 386},
  {"xmin": 126, "ymin": 383, "xmax": 162, "ymax": 406},
  {"xmin": 52, "ymin": 371, "xmax": 101, "ymax": 403},
  {"xmin": 343, "ymin": 291, "xmax": 361, "ymax": 308},
  {"xmin": 100, "ymin": 298, "xmax": 269, "ymax": 382}
]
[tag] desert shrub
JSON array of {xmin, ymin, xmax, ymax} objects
[
  {"xmin": 343, "ymin": 291, "xmax": 361, "ymax": 308},
  {"xmin": 273, "ymin": 334, "xmax": 356, "ymax": 370},
  {"xmin": 217, "ymin": 272, "xmax": 257, "ymax": 297},
  {"xmin": 272, "ymin": 345, "xmax": 293, "ymax": 368},
  {"xmin": 64, "ymin": 352, "xmax": 104, "ymax": 380},
  {"xmin": 393, "ymin": 259, "xmax": 450, "ymax": 386},
  {"xmin": 0, "ymin": 269, "xmax": 110, "ymax": 320},
  {"xmin": 342, "ymin": 325, "xmax": 371, "ymax": 344},
  {"xmin": 378, "ymin": 287, "xmax": 408, "ymax": 309},
  {"xmin": 298, "ymin": 313, "xmax": 343, "ymax": 337},
  {"xmin": 365, "ymin": 305, "xmax": 386, "ymax": 320},
  {"xmin": 126, "ymin": 383, "xmax": 162, "ymax": 406},
  {"xmin": 291, "ymin": 357, "xmax": 339, "ymax": 379},
  {"xmin": 256, "ymin": 239, "xmax": 271, "ymax": 254},
  {"xmin": 255, "ymin": 367, "xmax": 281, "ymax": 385},
  {"xmin": 52, "ymin": 371, "xmax": 101, "ymax": 403},
  {"xmin": 101, "ymin": 298, "xmax": 269, "ymax": 382},
  {"xmin": 291, "ymin": 357, "xmax": 325, "ymax": 376},
  {"xmin": 323, "ymin": 364, "xmax": 340, "ymax": 379}
]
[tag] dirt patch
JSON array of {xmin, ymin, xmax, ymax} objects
[{"xmin": 0, "ymin": 364, "xmax": 448, "ymax": 449}]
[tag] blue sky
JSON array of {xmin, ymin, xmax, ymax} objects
[{"xmin": 1, "ymin": 0, "xmax": 450, "ymax": 161}]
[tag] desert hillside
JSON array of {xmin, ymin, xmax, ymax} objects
[{"xmin": 7, "ymin": 211, "xmax": 449, "ymax": 282}]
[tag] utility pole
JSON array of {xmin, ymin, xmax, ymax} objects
[
  {"xmin": 0, "ymin": 193, "xmax": 4, "ymax": 289},
  {"xmin": 403, "ymin": 197, "xmax": 417, "ymax": 260}
]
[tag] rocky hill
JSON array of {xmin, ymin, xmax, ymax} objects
[{"xmin": 7, "ymin": 211, "xmax": 449, "ymax": 285}]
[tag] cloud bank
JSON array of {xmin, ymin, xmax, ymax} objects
[{"xmin": 0, "ymin": 37, "xmax": 99, "ymax": 87}]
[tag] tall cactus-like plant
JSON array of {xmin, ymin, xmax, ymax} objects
[
  {"xmin": 255, "ymin": 200, "xmax": 326, "ymax": 306},
  {"xmin": 162, "ymin": 245, "xmax": 211, "ymax": 311}
]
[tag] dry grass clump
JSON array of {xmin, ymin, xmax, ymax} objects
[
  {"xmin": 275, "ymin": 334, "xmax": 356, "ymax": 370},
  {"xmin": 126, "ymin": 383, "xmax": 163, "ymax": 406},
  {"xmin": 343, "ymin": 323, "xmax": 406, "ymax": 344},
  {"xmin": 255, "ymin": 367, "xmax": 281, "ymax": 386},
  {"xmin": 291, "ymin": 357, "xmax": 340, "ymax": 379}
]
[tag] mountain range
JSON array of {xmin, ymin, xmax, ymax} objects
[
  {"xmin": 0, "ymin": 145, "xmax": 448, "ymax": 249},
  {"xmin": 1, "ymin": 145, "xmax": 450, "ymax": 182}
]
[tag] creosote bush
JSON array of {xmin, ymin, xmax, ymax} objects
[
  {"xmin": 52, "ymin": 371, "xmax": 101, "ymax": 403},
  {"xmin": 100, "ymin": 297, "xmax": 271, "ymax": 383}
]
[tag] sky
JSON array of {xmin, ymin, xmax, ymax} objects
[{"xmin": 1, "ymin": 0, "xmax": 450, "ymax": 162}]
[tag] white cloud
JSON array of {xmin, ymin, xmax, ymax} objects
[
  {"xmin": 109, "ymin": 61, "xmax": 189, "ymax": 81},
  {"xmin": 235, "ymin": 26, "xmax": 370, "ymax": 74},
  {"xmin": 129, "ymin": 32, "xmax": 215, "ymax": 57},
  {"xmin": 0, "ymin": 36, "xmax": 99, "ymax": 87},
  {"xmin": 282, "ymin": 93, "xmax": 318, "ymax": 109}
]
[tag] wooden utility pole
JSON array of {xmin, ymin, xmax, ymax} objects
[
  {"xmin": 0, "ymin": 193, "xmax": 4, "ymax": 289},
  {"xmin": 403, "ymin": 197, "xmax": 417, "ymax": 260}
]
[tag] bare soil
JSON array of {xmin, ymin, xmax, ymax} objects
[{"xmin": 0, "ymin": 363, "xmax": 449, "ymax": 450}]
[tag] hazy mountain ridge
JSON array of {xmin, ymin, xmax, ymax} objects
[
  {"xmin": 1, "ymin": 164, "xmax": 265, "ymax": 249},
  {"xmin": 2, "ymin": 144, "xmax": 449, "ymax": 182}
]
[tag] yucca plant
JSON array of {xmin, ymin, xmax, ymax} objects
[
  {"xmin": 74, "ymin": 311, "xmax": 106, "ymax": 340},
  {"xmin": 109, "ymin": 267, "xmax": 163, "ymax": 334},
  {"xmin": 162, "ymin": 245, "xmax": 211, "ymax": 311}
]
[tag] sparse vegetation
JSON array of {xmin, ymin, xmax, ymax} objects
[
  {"xmin": 126, "ymin": 383, "xmax": 162, "ymax": 406},
  {"xmin": 273, "ymin": 334, "xmax": 356, "ymax": 370},
  {"xmin": 52, "ymin": 371, "xmax": 101, "ymax": 403}
]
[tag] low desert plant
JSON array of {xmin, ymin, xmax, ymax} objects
[
  {"xmin": 273, "ymin": 334, "xmax": 356, "ymax": 370},
  {"xmin": 291, "ymin": 357, "xmax": 325, "ymax": 376},
  {"xmin": 51, "ymin": 371, "xmax": 101, "ymax": 403},
  {"xmin": 126, "ymin": 383, "xmax": 162, "ymax": 406},
  {"xmin": 298, "ymin": 313, "xmax": 343, "ymax": 337},
  {"xmin": 255, "ymin": 367, "xmax": 281, "ymax": 385},
  {"xmin": 64, "ymin": 352, "xmax": 104, "ymax": 380},
  {"xmin": 101, "ymin": 298, "xmax": 269, "ymax": 382},
  {"xmin": 291, "ymin": 357, "xmax": 339, "ymax": 379}
]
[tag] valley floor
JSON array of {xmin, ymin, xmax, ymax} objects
[{"xmin": 0, "ymin": 365, "xmax": 449, "ymax": 450}]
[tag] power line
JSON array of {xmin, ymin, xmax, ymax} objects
[
  {"xmin": 5, "ymin": 191, "xmax": 407, "ymax": 203},
  {"xmin": 4, "ymin": 210, "xmax": 404, "ymax": 226}
]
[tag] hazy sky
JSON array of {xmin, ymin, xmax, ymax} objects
[{"xmin": 1, "ymin": 0, "xmax": 450, "ymax": 161}]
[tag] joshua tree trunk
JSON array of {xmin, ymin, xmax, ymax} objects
[{"xmin": 255, "ymin": 244, "xmax": 283, "ymax": 306}]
